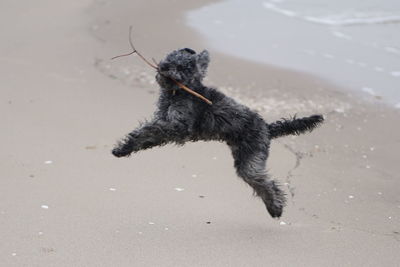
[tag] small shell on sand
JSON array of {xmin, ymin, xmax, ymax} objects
[{"xmin": 174, "ymin": 188, "xmax": 184, "ymax": 192}]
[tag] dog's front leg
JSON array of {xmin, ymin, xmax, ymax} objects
[{"xmin": 112, "ymin": 119, "xmax": 188, "ymax": 157}]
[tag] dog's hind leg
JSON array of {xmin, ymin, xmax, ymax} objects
[{"xmin": 231, "ymin": 145, "xmax": 286, "ymax": 218}]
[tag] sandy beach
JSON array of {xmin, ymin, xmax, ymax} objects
[{"xmin": 1, "ymin": 0, "xmax": 399, "ymax": 266}]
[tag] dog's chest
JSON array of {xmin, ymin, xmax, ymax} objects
[{"xmin": 158, "ymin": 92, "xmax": 195, "ymax": 121}]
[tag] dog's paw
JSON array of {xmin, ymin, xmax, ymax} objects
[
  {"xmin": 265, "ymin": 182, "xmax": 286, "ymax": 218},
  {"xmin": 266, "ymin": 201, "xmax": 284, "ymax": 218},
  {"xmin": 111, "ymin": 146, "xmax": 132, "ymax": 158}
]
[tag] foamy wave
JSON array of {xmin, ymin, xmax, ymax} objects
[
  {"xmin": 262, "ymin": 1, "xmax": 400, "ymax": 26},
  {"xmin": 263, "ymin": 2, "xmax": 297, "ymax": 17},
  {"xmin": 305, "ymin": 15, "xmax": 400, "ymax": 26}
]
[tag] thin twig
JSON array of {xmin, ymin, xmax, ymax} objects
[
  {"xmin": 111, "ymin": 26, "xmax": 212, "ymax": 105},
  {"xmin": 111, "ymin": 26, "xmax": 158, "ymax": 70},
  {"xmin": 170, "ymin": 78, "xmax": 213, "ymax": 105},
  {"xmin": 151, "ymin": 58, "xmax": 159, "ymax": 66}
]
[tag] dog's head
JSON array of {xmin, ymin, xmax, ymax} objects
[{"xmin": 156, "ymin": 48, "xmax": 210, "ymax": 88}]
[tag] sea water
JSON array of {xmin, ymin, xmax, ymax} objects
[{"xmin": 187, "ymin": 0, "xmax": 400, "ymax": 107}]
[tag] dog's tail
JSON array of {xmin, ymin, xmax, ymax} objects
[{"xmin": 267, "ymin": 115, "xmax": 324, "ymax": 139}]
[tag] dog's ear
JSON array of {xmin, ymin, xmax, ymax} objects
[{"xmin": 197, "ymin": 50, "xmax": 210, "ymax": 76}]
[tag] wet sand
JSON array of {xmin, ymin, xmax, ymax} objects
[{"xmin": 1, "ymin": 0, "xmax": 399, "ymax": 266}]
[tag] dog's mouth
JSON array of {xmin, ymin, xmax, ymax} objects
[
  {"xmin": 157, "ymin": 70, "xmax": 185, "ymax": 83},
  {"xmin": 156, "ymin": 73, "xmax": 178, "ymax": 88},
  {"xmin": 155, "ymin": 71, "xmax": 212, "ymax": 105}
]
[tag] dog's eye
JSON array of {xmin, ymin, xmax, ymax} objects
[{"xmin": 160, "ymin": 63, "xmax": 170, "ymax": 72}]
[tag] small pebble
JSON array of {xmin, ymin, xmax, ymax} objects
[
  {"xmin": 38, "ymin": 231, "xmax": 43, "ymax": 236},
  {"xmin": 174, "ymin": 188, "xmax": 184, "ymax": 192},
  {"xmin": 109, "ymin": 188, "xmax": 116, "ymax": 191},
  {"xmin": 148, "ymin": 222, "xmax": 155, "ymax": 225},
  {"xmin": 366, "ymin": 165, "xmax": 371, "ymax": 169},
  {"xmin": 280, "ymin": 221, "xmax": 287, "ymax": 225},
  {"xmin": 164, "ymin": 227, "xmax": 169, "ymax": 231},
  {"xmin": 11, "ymin": 253, "xmax": 17, "ymax": 256},
  {"xmin": 377, "ymin": 192, "xmax": 382, "ymax": 195},
  {"xmin": 41, "ymin": 205, "xmax": 49, "ymax": 209},
  {"xmin": 44, "ymin": 160, "xmax": 53, "ymax": 164},
  {"xmin": 206, "ymin": 221, "xmax": 211, "ymax": 224},
  {"xmin": 191, "ymin": 174, "xmax": 197, "ymax": 178},
  {"xmin": 212, "ymin": 157, "xmax": 217, "ymax": 160},
  {"xmin": 348, "ymin": 195, "xmax": 354, "ymax": 199}
]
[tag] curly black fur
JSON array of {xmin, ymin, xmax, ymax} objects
[
  {"xmin": 268, "ymin": 115, "xmax": 324, "ymax": 139},
  {"xmin": 112, "ymin": 48, "xmax": 324, "ymax": 218}
]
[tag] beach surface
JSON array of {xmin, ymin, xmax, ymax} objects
[{"xmin": 1, "ymin": 0, "xmax": 399, "ymax": 266}]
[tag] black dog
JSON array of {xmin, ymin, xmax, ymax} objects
[{"xmin": 112, "ymin": 48, "xmax": 323, "ymax": 218}]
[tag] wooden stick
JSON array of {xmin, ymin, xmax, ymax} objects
[{"xmin": 171, "ymin": 78, "xmax": 213, "ymax": 105}]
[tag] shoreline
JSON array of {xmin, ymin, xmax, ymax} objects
[{"xmin": 186, "ymin": 0, "xmax": 400, "ymax": 108}]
